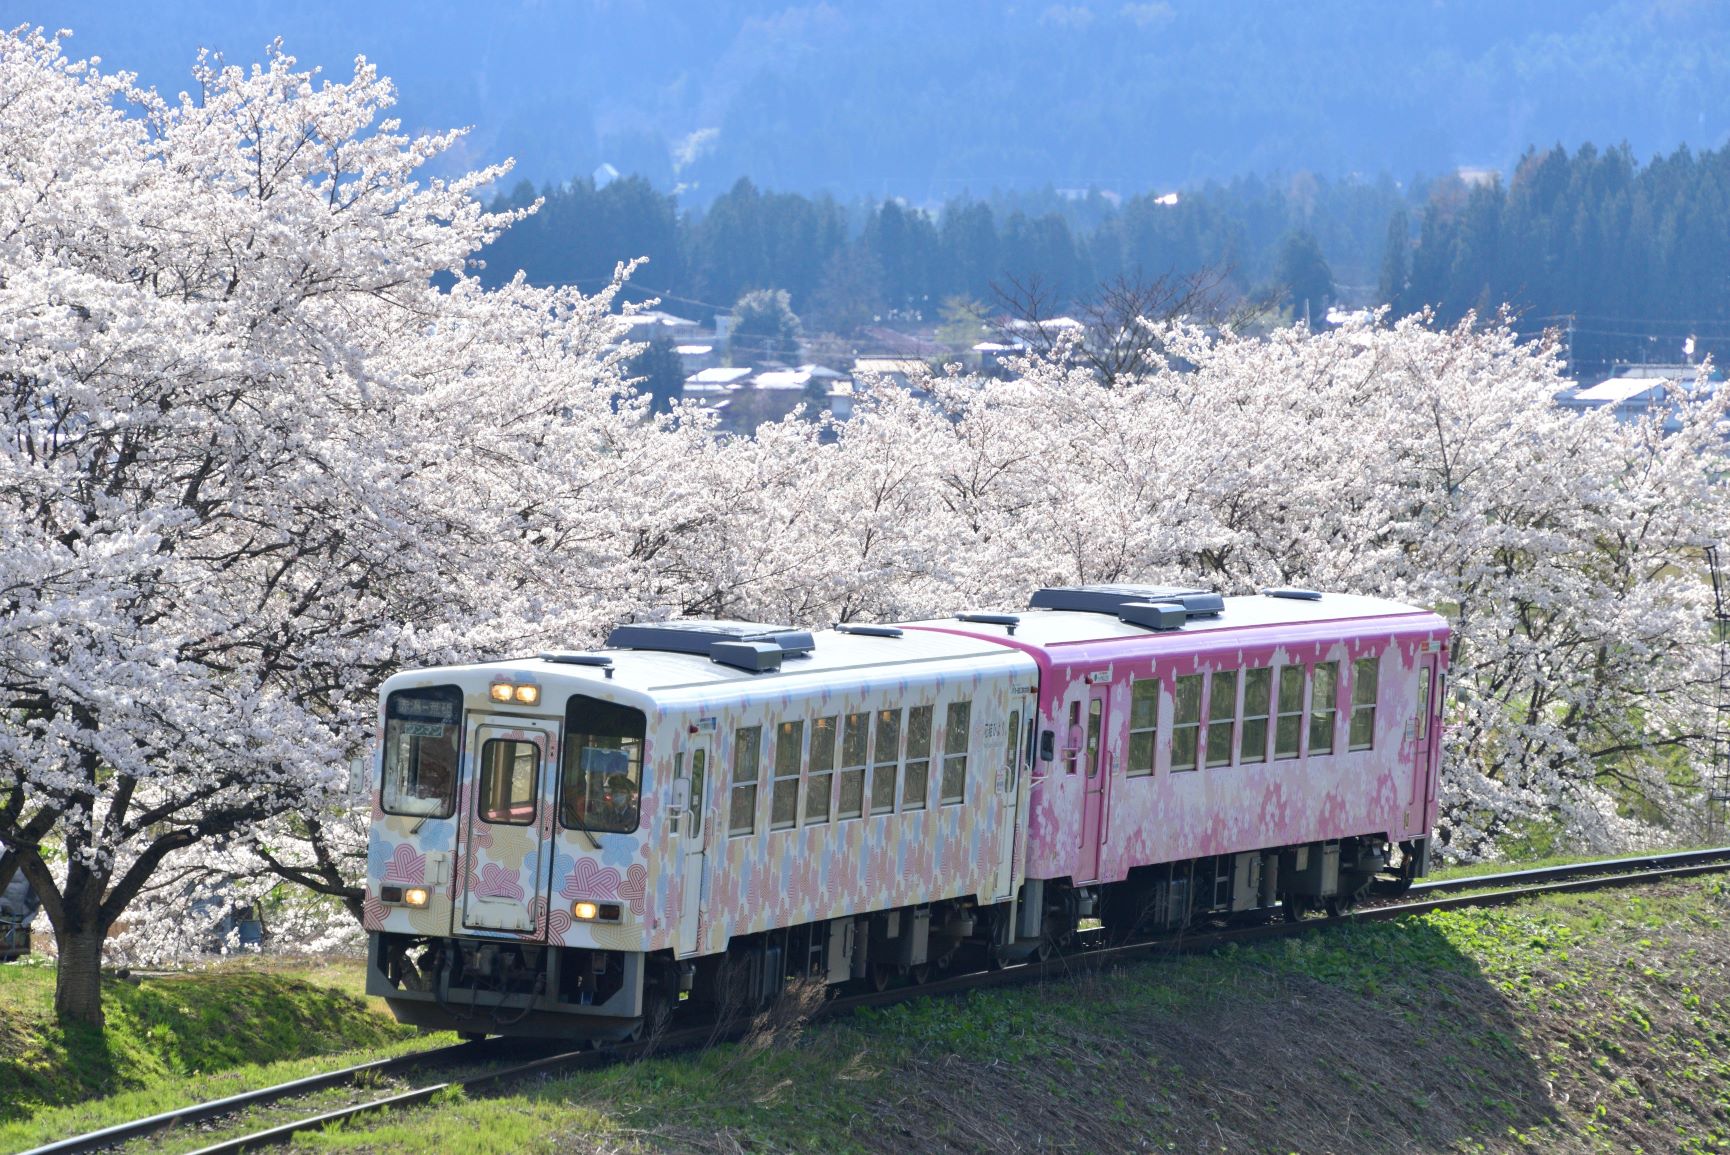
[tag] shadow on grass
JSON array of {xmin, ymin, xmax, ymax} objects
[{"xmin": 534, "ymin": 919, "xmax": 1578, "ymax": 1154}]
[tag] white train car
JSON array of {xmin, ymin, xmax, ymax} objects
[{"xmin": 364, "ymin": 621, "xmax": 1037, "ymax": 1037}]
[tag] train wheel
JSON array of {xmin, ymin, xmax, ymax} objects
[
  {"xmin": 1282, "ymin": 895, "xmax": 1310, "ymax": 923},
  {"xmin": 868, "ymin": 961, "xmax": 894, "ymax": 992},
  {"xmin": 908, "ymin": 963, "xmax": 930, "ymax": 986}
]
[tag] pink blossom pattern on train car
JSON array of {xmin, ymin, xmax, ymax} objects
[
  {"xmin": 686, "ymin": 656, "xmax": 1027, "ymax": 955},
  {"xmin": 1024, "ymin": 619, "xmax": 1447, "ymax": 884}
]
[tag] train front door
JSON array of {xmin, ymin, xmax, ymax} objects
[
  {"xmin": 456, "ymin": 717, "xmax": 554, "ymax": 935},
  {"xmin": 1077, "ymin": 686, "xmax": 1109, "ymax": 881},
  {"xmin": 674, "ymin": 737, "xmax": 712, "ymax": 956}
]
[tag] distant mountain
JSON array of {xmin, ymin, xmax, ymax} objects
[{"xmin": 23, "ymin": 0, "xmax": 1730, "ymax": 204}]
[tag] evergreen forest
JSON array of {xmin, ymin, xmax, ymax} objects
[{"xmin": 484, "ymin": 143, "xmax": 1730, "ymax": 378}]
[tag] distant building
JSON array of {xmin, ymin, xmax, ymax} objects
[
  {"xmin": 852, "ymin": 357, "xmax": 929, "ymax": 389},
  {"xmin": 674, "ymin": 343, "xmax": 717, "ymax": 373},
  {"xmin": 1555, "ymin": 363, "xmax": 1719, "ymax": 434},
  {"xmin": 622, "ymin": 310, "xmax": 703, "ymax": 344}
]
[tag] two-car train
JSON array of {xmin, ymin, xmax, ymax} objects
[{"xmin": 363, "ymin": 585, "xmax": 1448, "ymax": 1038}]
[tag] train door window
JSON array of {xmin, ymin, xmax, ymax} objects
[
  {"xmin": 729, "ymin": 725, "xmax": 763, "ymax": 837},
  {"xmin": 1416, "ymin": 668, "xmax": 1432, "ymax": 742},
  {"xmin": 941, "ymin": 700, "xmax": 971, "ymax": 804},
  {"xmin": 871, "ymin": 709, "xmax": 901, "ymax": 814},
  {"xmin": 805, "ymin": 716, "xmax": 837, "ymax": 825},
  {"xmin": 1275, "ymin": 667, "xmax": 1305, "ymax": 759},
  {"xmin": 477, "ymin": 739, "xmax": 539, "ymax": 825},
  {"xmin": 381, "ymin": 686, "xmax": 461, "ymax": 818},
  {"xmin": 1084, "ymin": 698, "xmax": 1103, "ymax": 777},
  {"xmin": 838, "ymin": 712, "xmax": 869, "ymax": 819},
  {"xmin": 1205, "ymin": 671, "xmax": 1237, "ymax": 768},
  {"xmin": 563, "ymin": 696, "xmax": 647, "ymax": 835},
  {"xmin": 1309, "ymin": 662, "xmax": 1338, "ymax": 756},
  {"xmin": 1349, "ymin": 656, "xmax": 1380, "ymax": 751},
  {"xmin": 688, "ymin": 748, "xmax": 706, "ymax": 840},
  {"xmin": 1240, "ymin": 667, "xmax": 1271, "ymax": 765},
  {"xmin": 1063, "ymin": 700, "xmax": 1081, "ymax": 774},
  {"xmin": 903, "ymin": 705, "xmax": 933, "ymax": 811},
  {"xmin": 1126, "ymin": 679, "xmax": 1158, "ymax": 776},
  {"xmin": 1171, "ymin": 674, "xmax": 1202, "ymax": 772},
  {"xmin": 771, "ymin": 720, "xmax": 803, "ymax": 830},
  {"xmin": 1003, "ymin": 708, "xmax": 1021, "ymax": 792}
]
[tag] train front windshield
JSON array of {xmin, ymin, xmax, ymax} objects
[
  {"xmin": 562, "ymin": 695, "xmax": 646, "ymax": 834},
  {"xmin": 380, "ymin": 686, "xmax": 462, "ymax": 817}
]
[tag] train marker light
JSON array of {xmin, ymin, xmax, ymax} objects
[
  {"xmin": 572, "ymin": 901, "xmax": 600, "ymax": 921},
  {"xmin": 403, "ymin": 887, "xmax": 430, "ymax": 908},
  {"xmin": 512, "ymin": 684, "xmax": 540, "ymax": 705},
  {"xmin": 489, "ymin": 683, "xmax": 514, "ymax": 702}
]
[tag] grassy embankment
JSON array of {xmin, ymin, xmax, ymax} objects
[
  {"xmin": 0, "ymin": 956, "xmax": 430, "ymax": 1152},
  {"xmin": 305, "ymin": 879, "xmax": 1730, "ymax": 1154},
  {"xmin": 7, "ymin": 874, "xmax": 1730, "ymax": 1153}
]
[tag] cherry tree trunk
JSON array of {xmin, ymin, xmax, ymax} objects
[{"xmin": 54, "ymin": 924, "xmax": 107, "ymax": 1028}]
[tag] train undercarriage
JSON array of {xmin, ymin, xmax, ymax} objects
[{"xmin": 369, "ymin": 834, "xmax": 1428, "ymax": 1041}]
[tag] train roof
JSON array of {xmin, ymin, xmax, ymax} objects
[
  {"xmin": 381, "ymin": 622, "xmax": 1035, "ymax": 709},
  {"xmin": 902, "ymin": 588, "xmax": 1445, "ymax": 653}
]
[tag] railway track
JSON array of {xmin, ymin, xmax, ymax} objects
[{"xmin": 29, "ymin": 845, "xmax": 1730, "ymax": 1155}]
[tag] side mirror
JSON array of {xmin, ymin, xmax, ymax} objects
[{"xmin": 1039, "ymin": 729, "xmax": 1056, "ymax": 763}]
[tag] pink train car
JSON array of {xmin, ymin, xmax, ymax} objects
[{"xmin": 364, "ymin": 587, "xmax": 1447, "ymax": 1039}]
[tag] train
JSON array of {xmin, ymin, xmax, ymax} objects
[{"xmin": 363, "ymin": 585, "xmax": 1448, "ymax": 1039}]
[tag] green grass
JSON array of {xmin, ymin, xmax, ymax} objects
[
  {"xmin": 303, "ymin": 878, "xmax": 1730, "ymax": 1154},
  {"xmin": 0, "ymin": 955, "xmax": 430, "ymax": 1153}
]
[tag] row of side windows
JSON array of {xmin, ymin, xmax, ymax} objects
[
  {"xmin": 730, "ymin": 701, "xmax": 974, "ymax": 837},
  {"xmin": 1126, "ymin": 655, "xmax": 1380, "ymax": 776}
]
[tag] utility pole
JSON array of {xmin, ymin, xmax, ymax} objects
[{"xmin": 1708, "ymin": 546, "xmax": 1730, "ymax": 840}]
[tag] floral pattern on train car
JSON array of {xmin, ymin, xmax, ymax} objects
[
  {"xmin": 671, "ymin": 655, "xmax": 1030, "ymax": 957},
  {"xmin": 1022, "ymin": 615, "xmax": 1446, "ymax": 884}
]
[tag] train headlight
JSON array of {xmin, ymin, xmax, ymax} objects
[
  {"xmin": 403, "ymin": 887, "xmax": 430, "ymax": 908},
  {"xmin": 572, "ymin": 901, "xmax": 600, "ymax": 921},
  {"xmin": 490, "ymin": 683, "xmax": 514, "ymax": 702},
  {"xmin": 513, "ymin": 684, "xmax": 540, "ymax": 705}
]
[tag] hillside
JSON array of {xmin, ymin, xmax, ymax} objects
[
  {"xmin": 390, "ymin": 877, "xmax": 1730, "ymax": 1152},
  {"xmin": 36, "ymin": 0, "xmax": 1730, "ymax": 202}
]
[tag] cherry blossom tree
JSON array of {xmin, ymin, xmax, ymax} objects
[{"xmin": 0, "ymin": 30, "xmax": 648, "ymax": 1024}]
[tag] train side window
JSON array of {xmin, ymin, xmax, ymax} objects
[
  {"xmin": 1205, "ymin": 670, "xmax": 1237, "ymax": 768},
  {"xmin": 1310, "ymin": 662, "xmax": 1338, "ymax": 756},
  {"xmin": 1126, "ymin": 679, "xmax": 1157, "ymax": 777},
  {"xmin": 837, "ymin": 712, "xmax": 869, "ymax": 819},
  {"xmin": 1274, "ymin": 667, "xmax": 1304, "ymax": 759},
  {"xmin": 1170, "ymin": 674, "xmax": 1202, "ymax": 772},
  {"xmin": 871, "ymin": 709, "xmax": 901, "ymax": 814},
  {"xmin": 1349, "ymin": 656, "xmax": 1380, "ymax": 751},
  {"xmin": 381, "ymin": 686, "xmax": 461, "ymax": 818},
  {"xmin": 771, "ymin": 720, "xmax": 803, "ymax": 830},
  {"xmin": 729, "ymin": 725, "xmax": 763, "ymax": 837},
  {"xmin": 903, "ymin": 705, "xmax": 933, "ymax": 811},
  {"xmin": 1003, "ymin": 708, "xmax": 1021, "ymax": 792},
  {"xmin": 805, "ymin": 716, "xmax": 836, "ymax": 825},
  {"xmin": 477, "ymin": 739, "xmax": 539, "ymax": 825},
  {"xmin": 1240, "ymin": 667, "xmax": 1271, "ymax": 764},
  {"xmin": 941, "ymin": 700, "xmax": 971, "ymax": 804}
]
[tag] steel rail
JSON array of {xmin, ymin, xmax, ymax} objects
[
  {"xmin": 37, "ymin": 847, "xmax": 1730, "ymax": 1155},
  {"xmin": 15, "ymin": 1038, "xmax": 503, "ymax": 1155},
  {"xmin": 1409, "ymin": 845, "xmax": 1730, "ymax": 896}
]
